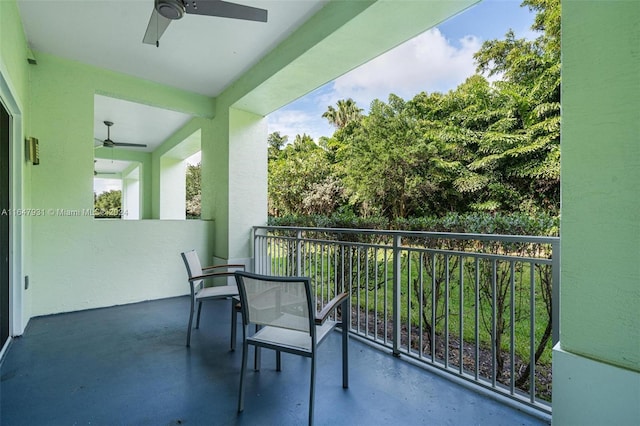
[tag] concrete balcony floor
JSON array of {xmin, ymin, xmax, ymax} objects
[{"xmin": 1, "ymin": 296, "xmax": 549, "ymax": 425}]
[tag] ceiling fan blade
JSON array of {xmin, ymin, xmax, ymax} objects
[
  {"xmin": 143, "ymin": 8, "xmax": 173, "ymax": 45},
  {"xmin": 94, "ymin": 138, "xmax": 104, "ymax": 147},
  {"xmin": 185, "ymin": 0, "xmax": 268, "ymax": 22},
  {"xmin": 111, "ymin": 142, "xmax": 148, "ymax": 148}
]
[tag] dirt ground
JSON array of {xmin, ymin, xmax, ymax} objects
[{"xmin": 350, "ymin": 311, "xmax": 552, "ymax": 403}]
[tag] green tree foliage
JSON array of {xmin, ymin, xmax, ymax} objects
[
  {"xmin": 268, "ymin": 131, "xmax": 288, "ymax": 161},
  {"xmin": 94, "ymin": 190, "xmax": 122, "ymax": 218},
  {"xmin": 342, "ymin": 95, "xmax": 446, "ymax": 218},
  {"xmin": 268, "ymin": 0, "xmax": 560, "ymax": 220},
  {"xmin": 473, "ymin": 0, "xmax": 560, "ymax": 214},
  {"xmin": 268, "ymin": 133, "xmax": 341, "ymax": 216},
  {"xmin": 186, "ymin": 162, "xmax": 201, "ymax": 218}
]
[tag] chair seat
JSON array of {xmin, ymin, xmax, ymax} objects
[
  {"xmin": 248, "ymin": 320, "xmax": 337, "ymax": 353},
  {"xmin": 196, "ymin": 284, "xmax": 239, "ymax": 301}
]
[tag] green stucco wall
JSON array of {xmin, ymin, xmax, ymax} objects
[
  {"xmin": 1, "ymin": 0, "xmax": 32, "ymax": 327},
  {"xmin": 560, "ymin": 0, "xmax": 640, "ymax": 372},
  {"xmin": 26, "ymin": 53, "xmax": 217, "ymax": 315},
  {"xmin": 0, "ymin": 0, "xmax": 29, "ymax": 109}
]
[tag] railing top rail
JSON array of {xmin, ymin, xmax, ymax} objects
[{"xmin": 254, "ymin": 225, "xmax": 559, "ymax": 245}]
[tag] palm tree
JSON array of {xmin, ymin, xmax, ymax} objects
[{"xmin": 322, "ymin": 98, "xmax": 363, "ymax": 128}]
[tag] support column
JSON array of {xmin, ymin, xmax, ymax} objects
[
  {"xmin": 555, "ymin": 2, "xmax": 640, "ymax": 424},
  {"xmin": 159, "ymin": 156, "xmax": 186, "ymax": 220},
  {"xmin": 202, "ymin": 107, "xmax": 267, "ymax": 267}
]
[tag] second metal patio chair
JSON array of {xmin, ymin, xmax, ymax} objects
[
  {"xmin": 181, "ymin": 250, "xmax": 245, "ymax": 348},
  {"xmin": 234, "ymin": 271, "xmax": 350, "ymax": 426}
]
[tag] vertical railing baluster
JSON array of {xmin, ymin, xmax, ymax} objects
[
  {"xmin": 365, "ymin": 247, "xmax": 370, "ymax": 337},
  {"xmin": 349, "ymin": 247, "xmax": 354, "ymax": 334},
  {"xmin": 418, "ymin": 253, "xmax": 424, "ymax": 359},
  {"xmin": 260, "ymin": 233, "xmax": 264, "ymax": 273},
  {"xmin": 296, "ymin": 230, "xmax": 302, "ymax": 276},
  {"xmin": 491, "ymin": 258, "xmax": 497, "ymax": 388},
  {"xmin": 530, "ymin": 262, "xmax": 536, "ymax": 404},
  {"xmin": 341, "ymin": 243, "xmax": 345, "ymax": 294},
  {"xmin": 336, "ymin": 244, "xmax": 340, "ymax": 300},
  {"xmin": 278, "ymin": 236, "xmax": 283, "ymax": 276},
  {"xmin": 252, "ymin": 229, "xmax": 257, "ymax": 273},
  {"xmin": 273, "ymin": 237, "xmax": 277, "ymax": 275},
  {"xmin": 313, "ymin": 241, "xmax": 317, "ymax": 297},
  {"xmin": 320, "ymin": 242, "xmax": 325, "ymax": 305},
  {"xmin": 374, "ymin": 247, "xmax": 379, "ymax": 342},
  {"xmin": 273, "ymin": 236, "xmax": 277, "ymax": 274},
  {"xmin": 407, "ymin": 250, "xmax": 412, "ymax": 354},
  {"xmin": 357, "ymin": 246, "xmax": 361, "ymax": 334},
  {"xmin": 384, "ymin": 248, "xmax": 389, "ymax": 345},
  {"xmin": 459, "ymin": 254, "xmax": 464, "ymax": 374},
  {"xmin": 431, "ymin": 253, "xmax": 436, "ymax": 363},
  {"xmin": 510, "ymin": 260, "xmax": 516, "ymax": 395},
  {"xmin": 474, "ymin": 257, "xmax": 480, "ymax": 381},
  {"xmin": 444, "ymin": 254, "xmax": 450, "ymax": 369},
  {"xmin": 321, "ymin": 243, "xmax": 333, "ymax": 306},
  {"xmin": 392, "ymin": 235, "xmax": 401, "ymax": 357}
]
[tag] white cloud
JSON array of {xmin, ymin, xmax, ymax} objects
[
  {"xmin": 267, "ymin": 108, "xmax": 332, "ymax": 142},
  {"xmin": 329, "ymin": 28, "xmax": 481, "ymax": 109},
  {"xmin": 268, "ymin": 28, "xmax": 484, "ymax": 140},
  {"xmin": 265, "ymin": 2, "xmax": 537, "ymax": 141},
  {"xmin": 93, "ymin": 178, "xmax": 122, "ymax": 195}
]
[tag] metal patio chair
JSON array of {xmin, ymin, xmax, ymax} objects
[
  {"xmin": 234, "ymin": 271, "xmax": 349, "ymax": 426},
  {"xmin": 180, "ymin": 250, "xmax": 245, "ymax": 348}
]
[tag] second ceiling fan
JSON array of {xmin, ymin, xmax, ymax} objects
[
  {"xmin": 95, "ymin": 121, "xmax": 148, "ymax": 149},
  {"xmin": 143, "ymin": 0, "xmax": 268, "ymax": 47}
]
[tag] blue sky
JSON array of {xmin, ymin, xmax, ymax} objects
[{"xmin": 267, "ymin": 0, "xmax": 537, "ymax": 141}]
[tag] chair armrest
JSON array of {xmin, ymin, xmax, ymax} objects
[
  {"xmin": 315, "ymin": 292, "xmax": 349, "ymax": 325},
  {"xmin": 189, "ymin": 270, "xmax": 240, "ymax": 282},
  {"xmin": 202, "ymin": 264, "xmax": 245, "ymax": 272}
]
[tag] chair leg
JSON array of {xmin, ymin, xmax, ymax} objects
[
  {"xmin": 186, "ymin": 296, "xmax": 195, "ymax": 347},
  {"xmin": 253, "ymin": 324, "xmax": 261, "ymax": 371},
  {"xmin": 276, "ymin": 350, "xmax": 281, "ymax": 372},
  {"xmin": 230, "ymin": 299, "xmax": 237, "ymax": 351},
  {"xmin": 254, "ymin": 347, "xmax": 261, "ymax": 371},
  {"xmin": 238, "ymin": 329, "xmax": 249, "ymax": 413},
  {"xmin": 309, "ymin": 354, "xmax": 316, "ymax": 426},
  {"xmin": 195, "ymin": 301, "xmax": 203, "ymax": 329},
  {"xmin": 342, "ymin": 318, "xmax": 349, "ymax": 388}
]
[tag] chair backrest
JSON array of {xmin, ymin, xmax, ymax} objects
[
  {"xmin": 181, "ymin": 250, "xmax": 203, "ymax": 287},
  {"xmin": 235, "ymin": 271, "xmax": 314, "ymax": 334}
]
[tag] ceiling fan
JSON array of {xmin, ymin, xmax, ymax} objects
[
  {"xmin": 95, "ymin": 121, "xmax": 148, "ymax": 149},
  {"xmin": 143, "ymin": 0, "xmax": 268, "ymax": 47},
  {"xmin": 94, "ymin": 160, "xmax": 119, "ymax": 176}
]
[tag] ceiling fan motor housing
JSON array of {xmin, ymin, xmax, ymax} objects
[{"xmin": 156, "ymin": 0, "xmax": 185, "ymax": 20}]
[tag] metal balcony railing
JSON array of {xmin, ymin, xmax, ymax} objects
[{"xmin": 253, "ymin": 226, "xmax": 559, "ymax": 415}]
